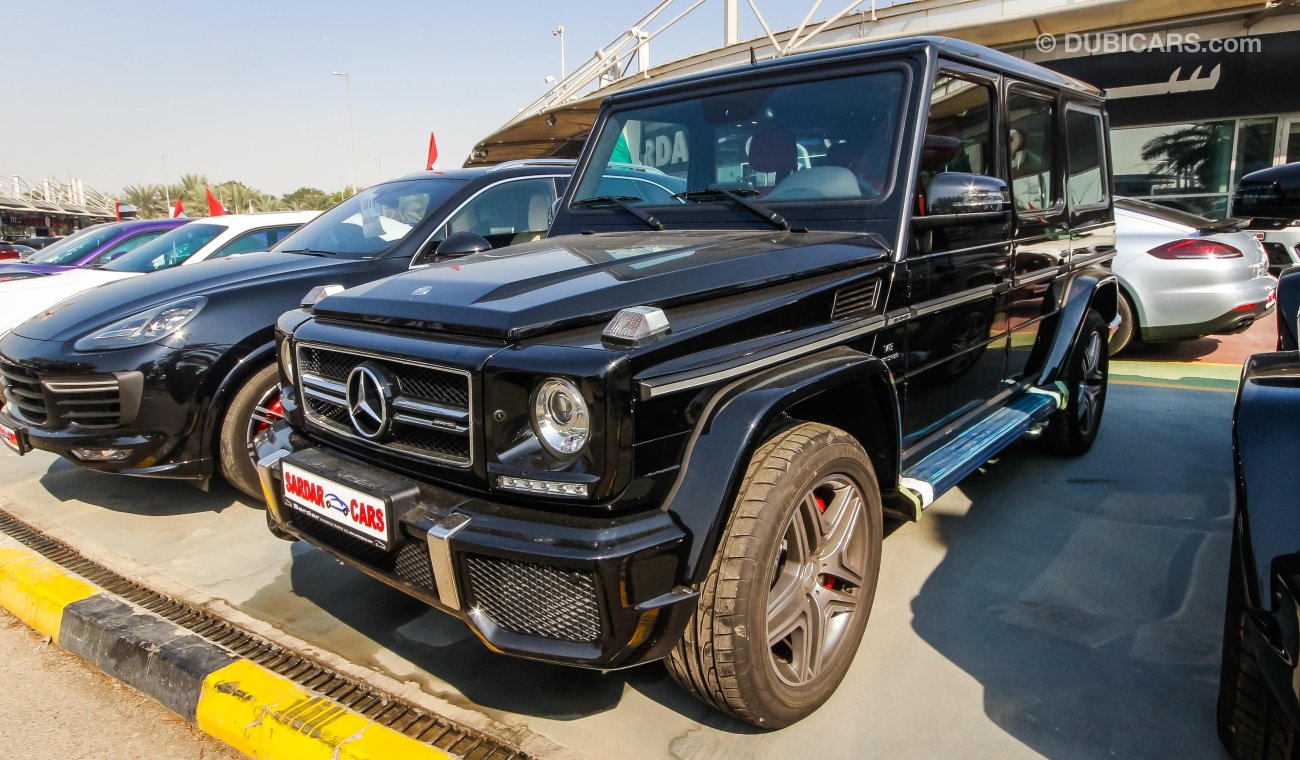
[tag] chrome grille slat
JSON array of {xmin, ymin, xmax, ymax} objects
[{"xmin": 296, "ymin": 344, "xmax": 473, "ymax": 468}]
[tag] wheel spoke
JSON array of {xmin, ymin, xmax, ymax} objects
[{"xmin": 817, "ymin": 487, "xmax": 865, "ymax": 588}]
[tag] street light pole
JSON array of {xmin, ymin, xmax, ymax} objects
[
  {"xmin": 331, "ymin": 71, "xmax": 359, "ymax": 194},
  {"xmin": 161, "ymin": 152, "xmax": 171, "ymax": 216},
  {"xmin": 553, "ymin": 25, "xmax": 566, "ymax": 78}
]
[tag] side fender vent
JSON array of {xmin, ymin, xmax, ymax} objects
[{"xmin": 831, "ymin": 280, "xmax": 881, "ymax": 321}]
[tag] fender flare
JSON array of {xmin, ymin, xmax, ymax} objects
[
  {"xmin": 1035, "ymin": 267, "xmax": 1117, "ymax": 388},
  {"xmin": 196, "ymin": 337, "xmax": 278, "ymax": 467},
  {"xmin": 658, "ymin": 345, "xmax": 900, "ymax": 584}
]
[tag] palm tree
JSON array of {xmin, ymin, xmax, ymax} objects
[
  {"xmin": 172, "ymin": 173, "xmax": 211, "ymax": 216},
  {"xmin": 252, "ymin": 193, "xmax": 285, "ymax": 212},
  {"xmin": 121, "ymin": 184, "xmax": 165, "ymax": 218}
]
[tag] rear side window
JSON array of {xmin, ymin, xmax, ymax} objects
[
  {"xmin": 1008, "ymin": 92, "xmax": 1055, "ymax": 213},
  {"xmin": 210, "ymin": 225, "xmax": 302, "ymax": 259},
  {"xmin": 1066, "ymin": 107, "xmax": 1107, "ymax": 207}
]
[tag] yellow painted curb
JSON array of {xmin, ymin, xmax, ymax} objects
[
  {"xmin": 197, "ymin": 660, "xmax": 454, "ymax": 760},
  {"xmin": 0, "ymin": 546, "xmax": 96, "ymax": 641}
]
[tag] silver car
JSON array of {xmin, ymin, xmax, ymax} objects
[{"xmin": 1111, "ymin": 198, "xmax": 1277, "ymax": 354}]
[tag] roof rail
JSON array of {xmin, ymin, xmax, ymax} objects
[{"xmin": 486, "ymin": 158, "xmax": 578, "ymax": 172}]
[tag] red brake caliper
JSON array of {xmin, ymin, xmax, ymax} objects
[
  {"xmin": 814, "ymin": 494, "xmax": 837, "ymax": 589},
  {"xmin": 255, "ymin": 398, "xmax": 284, "ymax": 436}
]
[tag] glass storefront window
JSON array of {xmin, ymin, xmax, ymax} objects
[
  {"xmin": 1286, "ymin": 121, "xmax": 1300, "ymax": 164},
  {"xmin": 1111, "ymin": 121, "xmax": 1234, "ymax": 198},
  {"xmin": 1235, "ymin": 117, "xmax": 1279, "ymax": 184}
]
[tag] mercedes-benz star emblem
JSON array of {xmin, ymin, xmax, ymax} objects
[{"xmin": 346, "ymin": 363, "xmax": 393, "ymax": 440}]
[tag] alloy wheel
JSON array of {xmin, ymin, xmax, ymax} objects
[
  {"xmin": 1077, "ymin": 330, "xmax": 1105, "ymax": 436},
  {"xmin": 766, "ymin": 474, "xmax": 870, "ymax": 687}
]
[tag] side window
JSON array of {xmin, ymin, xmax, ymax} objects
[
  {"xmin": 920, "ymin": 74, "xmax": 996, "ymax": 188},
  {"xmin": 1007, "ymin": 92, "xmax": 1056, "ymax": 213},
  {"xmin": 435, "ymin": 178, "xmax": 556, "ymax": 249},
  {"xmin": 209, "ymin": 226, "xmax": 298, "ymax": 259},
  {"xmin": 631, "ymin": 179, "xmax": 679, "ymax": 204},
  {"xmin": 595, "ymin": 176, "xmax": 644, "ymax": 200},
  {"xmin": 1066, "ymin": 107, "xmax": 1107, "ymax": 207},
  {"xmin": 89, "ymin": 231, "xmax": 165, "ymax": 266}
]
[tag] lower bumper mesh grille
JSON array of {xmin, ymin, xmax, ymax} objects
[
  {"xmin": 286, "ymin": 510, "xmax": 437, "ymax": 596},
  {"xmin": 465, "ymin": 555, "xmax": 601, "ymax": 643}
]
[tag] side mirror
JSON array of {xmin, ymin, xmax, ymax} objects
[
  {"xmin": 435, "ymin": 231, "xmax": 492, "ymax": 259},
  {"xmin": 927, "ymin": 172, "xmax": 1010, "ymax": 215}
]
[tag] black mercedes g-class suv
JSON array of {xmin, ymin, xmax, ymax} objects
[{"xmin": 255, "ymin": 36, "xmax": 1118, "ymax": 727}]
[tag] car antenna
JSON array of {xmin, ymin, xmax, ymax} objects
[{"xmin": 749, "ymin": 46, "xmax": 758, "ymax": 66}]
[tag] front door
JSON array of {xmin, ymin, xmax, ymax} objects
[{"xmin": 901, "ymin": 70, "xmax": 1011, "ymax": 444}]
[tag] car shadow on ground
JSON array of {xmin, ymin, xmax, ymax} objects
[
  {"xmin": 275, "ymin": 539, "xmax": 767, "ymax": 729},
  {"xmin": 37, "ymin": 457, "xmax": 242, "ymax": 515},
  {"xmin": 909, "ymin": 385, "xmax": 1234, "ymax": 758}
]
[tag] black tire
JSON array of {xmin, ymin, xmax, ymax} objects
[
  {"xmin": 666, "ymin": 422, "xmax": 883, "ymax": 728},
  {"xmin": 1109, "ymin": 292, "xmax": 1138, "ymax": 356},
  {"xmin": 1218, "ymin": 539, "xmax": 1298, "ymax": 759},
  {"xmin": 218, "ymin": 364, "xmax": 282, "ymax": 500},
  {"xmin": 1041, "ymin": 308, "xmax": 1108, "ymax": 456}
]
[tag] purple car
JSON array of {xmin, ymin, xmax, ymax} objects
[{"xmin": 0, "ymin": 219, "xmax": 191, "ymax": 282}]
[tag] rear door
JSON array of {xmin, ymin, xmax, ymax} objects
[
  {"xmin": 1064, "ymin": 104, "xmax": 1117, "ymax": 277},
  {"xmin": 1003, "ymin": 85, "xmax": 1069, "ymax": 381}
]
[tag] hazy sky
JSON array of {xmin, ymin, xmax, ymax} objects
[{"xmin": 6, "ymin": 1, "xmax": 839, "ymax": 197}]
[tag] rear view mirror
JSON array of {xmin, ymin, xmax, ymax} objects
[{"xmin": 435, "ymin": 231, "xmax": 492, "ymax": 259}]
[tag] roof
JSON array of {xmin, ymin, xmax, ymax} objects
[
  {"xmin": 184, "ymin": 210, "xmax": 321, "ymax": 233},
  {"xmin": 387, "ymin": 159, "xmax": 577, "ymax": 185}
]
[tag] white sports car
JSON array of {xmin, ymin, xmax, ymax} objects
[{"xmin": 0, "ymin": 211, "xmax": 319, "ymax": 335}]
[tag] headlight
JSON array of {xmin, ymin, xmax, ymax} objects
[
  {"xmin": 531, "ymin": 377, "xmax": 590, "ymax": 456},
  {"xmin": 279, "ymin": 337, "xmax": 295, "ymax": 383},
  {"xmin": 73, "ymin": 297, "xmax": 206, "ymax": 351}
]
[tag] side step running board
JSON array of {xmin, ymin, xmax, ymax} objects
[{"xmin": 899, "ymin": 387, "xmax": 1063, "ymax": 515}]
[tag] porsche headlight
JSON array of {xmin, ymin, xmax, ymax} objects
[
  {"xmin": 531, "ymin": 377, "xmax": 590, "ymax": 456},
  {"xmin": 73, "ymin": 297, "xmax": 206, "ymax": 351}
]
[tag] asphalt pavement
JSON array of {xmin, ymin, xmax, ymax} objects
[{"xmin": 0, "ymin": 371, "xmax": 1238, "ymax": 760}]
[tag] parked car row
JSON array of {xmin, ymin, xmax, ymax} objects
[{"xmin": 0, "ymin": 35, "xmax": 1288, "ymax": 735}]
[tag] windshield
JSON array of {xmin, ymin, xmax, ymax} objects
[
  {"xmin": 102, "ymin": 223, "xmax": 224, "ymax": 273},
  {"xmin": 274, "ymin": 178, "xmax": 466, "ymax": 258},
  {"xmin": 29, "ymin": 225, "xmax": 116, "ymax": 264},
  {"xmin": 573, "ymin": 70, "xmax": 906, "ymax": 211}
]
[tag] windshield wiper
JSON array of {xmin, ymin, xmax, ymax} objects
[
  {"xmin": 674, "ymin": 187, "xmax": 789, "ymax": 231},
  {"xmin": 571, "ymin": 195, "xmax": 665, "ymax": 230}
]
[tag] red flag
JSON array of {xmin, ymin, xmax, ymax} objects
[
  {"xmin": 426, "ymin": 132, "xmax": 439, "ymax": 171},
  {"xmin": 172, "ymin": 198, "xmax": 184, "ymax": 218},
  {"xmin": 206, "ymin": 188, "xmax": 225, "ymax": 216},
  {"xmin": 114, "ymin": 201, "xmax": 121, "ymax": 221}
]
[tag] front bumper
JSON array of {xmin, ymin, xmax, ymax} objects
[
  {"xmin": 0, "ymin": 335, "xmax": 210, "ymax": 479},
  {"xmin": 254, "ymin": 426, "xmax": 698, "ymax": 669}
]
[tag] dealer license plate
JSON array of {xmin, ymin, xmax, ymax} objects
[
  {"xmin": 281, "ymin": 460, "xmax": 392, "ymax": 550},
  {"xmin": 0, "ymin": 421, "xmax": 25, "ymax": 455}
]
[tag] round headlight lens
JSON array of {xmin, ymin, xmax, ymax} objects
[
  {"xmin": 279, "ymin": 339, "xmax": 295, "ymax": 383},
  {"xmin": 531, "ymin": 377, "xmax": 590, "ymax": 456}
]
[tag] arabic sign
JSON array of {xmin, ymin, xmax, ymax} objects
[{"xmin": 1043, "ymin": 31, "xmax": 1300, "ymax": 128}]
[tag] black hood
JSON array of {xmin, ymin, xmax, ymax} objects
[
  {"xmin": 311, "ymin": 231, "xmax": 889, "ymax": 339},
  {"xmin": 12, "ymin": 252, "xmax": 367, "ymax": 343}
]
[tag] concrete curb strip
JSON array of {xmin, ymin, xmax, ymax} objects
[{"xmin": 0, "ymin": 544, "xmax": 455, "ymax": 760}]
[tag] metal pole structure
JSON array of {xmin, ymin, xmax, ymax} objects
[
  {"xmin": 723, "ymin": 0, "xmax": 739, "ymax": 45},
  {"xmin": 553, "ymin": 26, "xmax": 566, "ymax": 78},
  {"xmin": 161, "ymin": 153, "xmax": 171, "ymax": 215},
  {"xmin": 331, "ymin": 71, "xmax": 359, "ymax": 194}
]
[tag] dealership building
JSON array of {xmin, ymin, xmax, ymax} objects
[
  {"xmin": 474, "ymin": 0, "xmax": 1300, "ymax": 219},
  {"xmin": 0, "ymin": 175, "xmax": 116, "ymax": 239}
]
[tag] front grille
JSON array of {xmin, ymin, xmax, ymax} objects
[
  {"xmin": 286, "ymin": 509, "xmax": 437, "ymax": 595},
  {"xmin": 297, "ymin": 344, "xmax": 473, "ymax": 468},
  {"xmin": 0, "ymin": 364, "xmax": 122, "ymax": 429},
  {"xmin": 0, "ymin": 361, "xmax": 46, "ymax": 425},
  {"xmin": 465, "ymin": 555, "xmax": 601, "ymax": 643}
]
